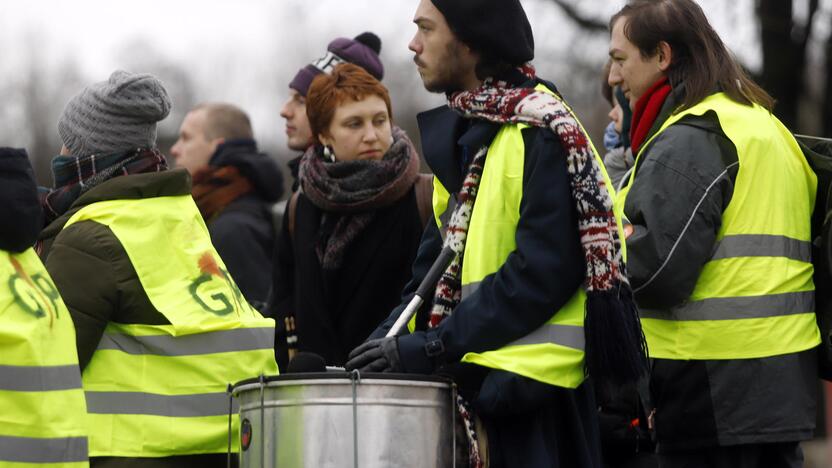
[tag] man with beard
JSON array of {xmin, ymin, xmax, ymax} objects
[
  {"xmin": 346, "ymin": 1, "xmax": 648, "ymax": 466},
  {"xmin": 171, "ymin": 103, "xmax": 283, "ymax": 310}
]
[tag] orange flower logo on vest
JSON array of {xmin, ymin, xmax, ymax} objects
[
  {"xmin": 188, "ymin": 251, "xmax": 246, "ymax": 316},
  {"xmin": 7, "ymin": 255, "xmax": 61, "ymax": 326}
]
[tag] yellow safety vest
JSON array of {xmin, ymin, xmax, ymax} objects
[
  {"xmin": 418, "ymin": 84, "xmax": 623, "ymax": 389},
  {"xmin": 64, "ymin": 195, "xmax": 278, "ymax": 458},
  {"xmin": 0, "ymin": 248, "xmax": 89, "ymax": 467},
  {"xmin": 620, "ymin": 92, "xmax": 819, "ymax": 360}
]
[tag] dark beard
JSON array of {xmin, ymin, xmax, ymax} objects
[{"xmin": 420, "ymin": 41, "xmax": 474, "ymax": 94}]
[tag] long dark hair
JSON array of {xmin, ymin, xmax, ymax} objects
[{"xmin": 611, "ymin": 0, "xmax": 773, "ymax": 111}]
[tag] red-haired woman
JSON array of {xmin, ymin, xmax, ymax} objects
[{"xmin": 269, "ymin": 63, "xmax": 431, "ymax": 369}]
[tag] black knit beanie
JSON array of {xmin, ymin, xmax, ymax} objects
[{"xmin": 431, "ymin": 0, "xmax": 534, "ymax": 66}]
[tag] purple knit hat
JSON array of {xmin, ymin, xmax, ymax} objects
[{"xmin": 289, "ymin": 32, "xmax": 384, "ymax": 96}]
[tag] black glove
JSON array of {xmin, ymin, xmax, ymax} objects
[{"xmin": 345, "ymin": 337, "xmax": 402, "ymax": 373}]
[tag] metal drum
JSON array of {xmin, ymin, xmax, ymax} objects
[{"xmin": 230, "ymin": 372, "xmax": 456, "ymax": 468}]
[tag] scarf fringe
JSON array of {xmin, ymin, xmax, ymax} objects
[{"xmin": 584, "ymin": 286, "xmax": 649, "ymax": 386}]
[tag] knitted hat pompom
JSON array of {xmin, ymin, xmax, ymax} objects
[{"xmin": 289, "ymin": 32, "xmax": 384, "ymax": 97}]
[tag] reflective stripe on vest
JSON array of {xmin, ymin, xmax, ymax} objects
[
  {"xmin": 64, "ymin": 195, "xmax": 278, "ymax": 458},
  {"xmin": 0, "ymin": 364, "xmax": 83, "ymax": 391},
  {"xmin": 86, "ymin": 391, "xmax": 235, "ymax": 417},
  {"xmin": 426, "ymin": 84, "xmax": 619, "ymax": 389},
  {"xmin": 622, "ymin": 93, "xmax": 819, "ymax": 360},
  {"xmin": 0, "ymin": 249, "xmax": 89, "ymax": 467},
  {"xmin": 0, "ymin": 435, "xmax": 88, "ymax": 464},
  {"xmin": 639, "ymin": 290, "xmax": 813, "ymax": 321},
  {"xmin": 710, "ymin": 234, "xmax": 811, "ymax": 262},
  {"xmin": 97, "ymin": 327, "xmax": 274, "ymax": 356}
]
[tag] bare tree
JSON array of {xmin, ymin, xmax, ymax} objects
[
  {"xmin": 824, "ymin": 25, "xmax": 832, "ymax": 137},
  {"xmin": 8, "ymin": 33, "xmax": 85, "ymax": 185},
  {"xmin": 113, "ymin": 39, "xmax": 198, "ymax": 158},
  {"xmin": 550, "ymin": 0, "xmax": 607, "ymax": 31},
  {"xmin": 757, "ymin": 0, "xmax": 821, "ymax": 131},
  {"xmin": 546, "ymin": 0, "xmax": 831, "ymax": 135}
]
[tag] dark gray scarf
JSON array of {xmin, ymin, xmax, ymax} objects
[{"xmin": 298, "ymin": 127, "xmax": 420, "ymax": 269}]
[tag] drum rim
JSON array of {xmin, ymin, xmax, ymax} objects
[{"xmin": 230, "ymin": 372, "xmax": 453, "ymax": 392}]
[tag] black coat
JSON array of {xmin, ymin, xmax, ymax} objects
[
  {"xmin": 206, "ymin": 140, "xmax": 283, "ymax": 310},
  {"xmin": 0, "ymin": 148, "xmax": 42, "ymax": 251},
  {"xmin": 369, "ymin": 76, "xmax": 601, "ymax": 467},
  {"xmin": 269, "ymin": 186, "xmax": 425, "ymax": 369}
]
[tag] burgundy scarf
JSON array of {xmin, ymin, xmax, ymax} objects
[
  {"xmin": 630, "ymin": 77, "xmax": 672, "ymax": 155},
  {"xmin": 191, "ymin": 166, "xmax": 253, "ymax": 221}
]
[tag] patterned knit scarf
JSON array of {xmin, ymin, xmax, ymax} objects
[
  {"xmin": 299, "ymin": 126, "xmax": 420, "ymax": 270},
  {"xmin": 433, "ymin": 64, "xmax": 648, "ymax": 385},
  {"xmin": 40, "ymin": 148, "xmax": 168, "ymax": 225},
  {"xmin": 191, "ymin": 166, "xmax": 253, "ymax": 221}
]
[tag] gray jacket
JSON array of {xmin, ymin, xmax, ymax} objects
[
  {"xmin": 624, "ymin": 89, "xmax": 817, "ymax": 450},
  {"xmin": 603, "ymin": 146, "xmax": 634, "ymax": 192}
]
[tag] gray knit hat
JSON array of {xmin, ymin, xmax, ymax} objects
[{"xmin": 58, "ymin": 70, "xmax": 172, "ymax": 157}]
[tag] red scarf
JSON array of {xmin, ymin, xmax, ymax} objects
[{"xmin": 630, "ymin": 77, "xmax": 672, "ymax": 155}]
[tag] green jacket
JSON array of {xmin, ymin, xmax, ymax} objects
[
  {"xmin": 40, "ymin": 170, "xmax": 191, "ymax": 368},
  {"xmin": 39, "ymin": 169, "xmax": 235, "ymax": 467}
]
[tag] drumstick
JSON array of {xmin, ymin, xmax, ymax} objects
[{"xmin": 386, "ymin": 246, "xmax": 456, "ymax": 337}]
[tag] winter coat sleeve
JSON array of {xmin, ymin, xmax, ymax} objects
[
  {"xmin": 268, "ymin": 206, "xmax": 295, "ymax": 369},
  {"xmin": 623, "ymin": 119, "xmax": 737, "ymax": 310},
  {"xmin": 603, "ymin": 146, "xmax": 635, "ymax": 191},
  {"xmin": 396, "ymin": 127, "xmax": 585, "ymax": 374},
  {"xmin": 44, "ymin": 221, "xmax": 121, "ymax": 369},
  {"xmin": 0, "ymin": 148, "xmax": 43, "ymax": 252}
]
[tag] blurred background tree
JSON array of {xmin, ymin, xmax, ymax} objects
[
  {"xmin": 0, "ymin": 0, "xmax": 829, "ymax": 187},
  {"xmin": 547, "ymin": 0, "xmax": 832, "ymax": 136}
]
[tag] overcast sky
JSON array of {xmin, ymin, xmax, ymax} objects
[{"xmin": 1, "ymin": 0, "xmax": 828, "ymax": 158}]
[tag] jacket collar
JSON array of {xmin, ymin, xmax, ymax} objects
[
  {"xmin": 39, "ymin": 169, "xmax": 192, "ymax": 241},
  {"xmin": 416, "ymin": 105, "xmax": 500, "ymax": 193},
  {"xmin": 416, "ymin": 76, "xmax": 557, "ymax": 192}
]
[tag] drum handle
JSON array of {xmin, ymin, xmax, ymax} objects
[
  {"xmin": 258, "ymin": 375, "xmax": 266, "ymax": 466},
  {"xmin": 386, "ymin": 246, "xmax": 455, "ymax": 337},
  {"xmin": 350, "ymin": 370, "xmax": 362, "ymax": 468},
  {"xmin": 452, "ymin": 384, "xmax": 457, "ymax": 468},
  {"xmin": 226, "ymin": 383, "xmax": 233, "ymax": 468}
]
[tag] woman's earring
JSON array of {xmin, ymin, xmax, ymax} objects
[{"xmin": 323, "ymin": 145, "xmax": 335, "ymax": 162}]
